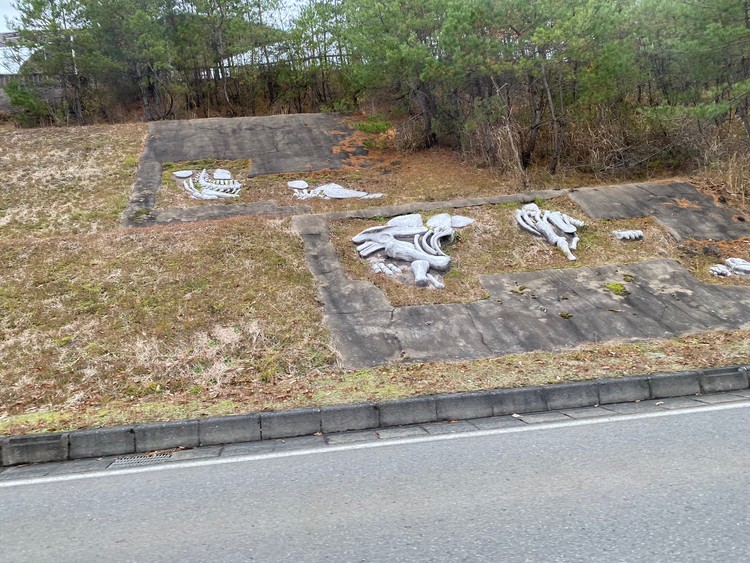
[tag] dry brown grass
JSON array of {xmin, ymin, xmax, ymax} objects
[
  {"xmin": 0, "ymin": 122, "xmax": 145, "ymax": 237},
  {"xmin": 0, "ymin": 217, "xmax": 333, "ymax": 428},
  {"xmin": 155, "ymin": 147, "xmax": 508, "ymax": 212},
  {"xmin": 1, "ymin": 120, "xmax": 748, "ymax": 436},
  {"xmin": 2, "ymin": 327, "xmax": 748, "ymax": 436}
]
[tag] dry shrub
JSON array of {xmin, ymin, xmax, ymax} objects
[
  {"xmin": 689, "ymin": 119, "xmax": 750, "ymax": 210},
  {"xmin": 392, "ymin": 116, "xmax": 425, "ymax": 152}
]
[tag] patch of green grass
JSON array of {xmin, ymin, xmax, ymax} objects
[
  {"xmin": 605, "ymin": 282, "xmax": 630, "ymax": 296},
  {"xmin": 355, "ymin": 115, "xmax": 392, "ymax": 134}
]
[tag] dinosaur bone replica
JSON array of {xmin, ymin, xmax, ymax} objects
[
  {"xmin": 709, "ymin": 257, "xmax": 750, "ymax": 277},
  {"xmin": 174, "ymin": 169, "xmax": 242, "ymax": 200},
  {"xmin": 352, "ymin": 213, "xmax": 474, "ymax": 289},
  {"xmin": 516, "ymin": 203, "xmax": 585, "ymax": 260},
  {"xmin": 288, "ymin": 180, "xmax": 383, "ymax": 200}
]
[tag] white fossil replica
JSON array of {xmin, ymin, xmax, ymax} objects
[
  {"xmin": 614, "ymin": 229, "xmax": 644, "ymax": 241},
  {"xmin": 516, "ymin": 203, "xmax": 585, "ymax": 260},
  {"xmin": 179, "ymin": 169, "xmax": 242, "ymax": 200},
  {"xmin": 352, "ymin": 213, "xmax": 474, "ymax": 289},
  {"xmin": 288, "ymin": 180, "xmax": 383, "ymax": 200},
  {"xmin": 710, "ymin": 257, "xmax": 750, "ymax": 277}
]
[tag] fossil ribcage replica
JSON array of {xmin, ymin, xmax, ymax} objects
[
  {"xmin": 352, "ymin": 213, "xmax": 474, "ymax": 289},
  {"xmin": 176, "ymin": 169, "xmax": 242, "ymax": 200}
]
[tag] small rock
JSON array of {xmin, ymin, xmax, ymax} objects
[{"xmin": 702, "ymin": 245, "xmax": 721, "ymax": 257}]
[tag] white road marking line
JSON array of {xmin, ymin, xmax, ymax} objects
[{"xmin": 1, "ymin": 400, "xmax": 748, "ymax": 489}]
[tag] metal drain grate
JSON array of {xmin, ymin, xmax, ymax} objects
[{"xmin": 108, "ymin": 453, "xmax": 173, "ymax": 469}]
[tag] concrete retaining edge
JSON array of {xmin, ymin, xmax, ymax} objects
[{"xmin": 2, "ymin": 365, "xmax": 748, "ymax": 467}]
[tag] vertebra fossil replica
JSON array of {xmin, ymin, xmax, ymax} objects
[
  {"xmin": 516, "ymin": 203, "xmax": 585, "ymax": 260},
  {"xmin": 352, "ymin": 213, "xmax": 474, "ymax": 289}
]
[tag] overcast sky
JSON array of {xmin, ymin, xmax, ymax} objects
[{"xmin": 0, "ymin": 0, "xmax": 18, "ymax": 33}]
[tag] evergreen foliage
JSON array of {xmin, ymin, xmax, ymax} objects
[{"xmin": 6, "ymin": 0, "xmax": 750, "ymax": 174}]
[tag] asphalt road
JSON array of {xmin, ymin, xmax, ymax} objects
[{"xmin": 2, "ymin": 403, "xmax": 749, "ymax": 562}]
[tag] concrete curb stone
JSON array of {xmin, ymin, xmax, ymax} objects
[
  {"xmin": 598, "ymin": 376, "xmax": 650, "ymax": 404},
  {"xmin": 321, "ymin": 403, "xmax": 379, "ymax": 433},
  {"xmin": 1, "ymin": 433, "xmax": 69, "ymax": 466},
  {"xmin": 69, "ymin": 427, "xmax": 135, "ymax": 459},
  {"xmin": 1, "ymin": 365, "xmax": 749, "ymax": 467},
  {"xmin": 378, "ymin": 396, "xmax": 438, "ymax": 427},
  {"xmin": 543, "ymin": 381, "xmax": 600, "ymax": 410},
  {"xmin": 134, "ymin": 420, "xmax": 200, "ymax": 453},
  {"xmin": 261, "ymin": 408, "xmax": 321, "ymax": 440},
  {"xmin": 648, "ymin": 370, "xmax": 701, "ymax": 399},
  {"xmin": 435, "ymin": 391, "xmax": 494, "ymax": 421},
  {"xmin": 488, "ymin": 387, "xmax": 547, "ymax": 416},
  {"xmin": 199, "ymin": 414, "xmax": 261, "ymax": 447}
]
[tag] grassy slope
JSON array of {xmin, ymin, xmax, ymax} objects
[{"xmin": 0, "ymin": 121, "xmax": 748, "ymax": 435}]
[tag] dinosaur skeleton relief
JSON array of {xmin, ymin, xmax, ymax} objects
[
  {"xmin": 352, "ymin": 213, "xmax": 474, "ymax": 289},
  {"xmin": 516, "ymin": 203, "xmax": 585, "ymax": 260},
  {"xmin": 288, "ymin": 180, "xmax": 383, "ymax": 200},
  {"xmin": 174, "ymin": 169, "xmax": 242, "ymax": 200}
]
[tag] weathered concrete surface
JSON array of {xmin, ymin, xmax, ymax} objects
[
  {"xmin": 144, "ymin": 201, "xmax": 312, "ymax": 226},
  {"xmin": 144, "ymin": 113, "xmax": 364, "ymax": 175},
  {"xmin": 122, "ymin": 113, "xmax": 364, "ymax": 227},
  {"xmin": 296, "ymin": 205, "xmax": 750, "ymax": 369},
  {"xmin": 571, "ymin": 181, "xmax": 750, "ymax": 241},
  {"xmin": 295, "ymin": 182, "xmax": 750, "ymax": 368}
]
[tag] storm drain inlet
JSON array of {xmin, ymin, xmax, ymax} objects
[{"xmin": 108, "ymin": 453, "xmax": 173, "ymax": 469}]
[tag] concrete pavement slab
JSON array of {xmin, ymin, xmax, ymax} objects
[
  {"xmin": 693, "ymin": 392, "xmax": 748, "ymax": 404},
  {"xmin": 421, "ymin": 421, "xmax": 479, "ymax": 435},
  {"xmin": 376, "ymin": 426, "xmax": 429, "ymax": 439},
  {"xmin": 325, "ymin": 430, "xmax": 379, "ymax": 445},
  {"xmin": 653, "ymin": 397, "xmax": 706, "ymax": 409},
  {"xmin": 145, "ymin": 113, "xmax": 363, "ymax": 174},
  {"xmin": 604, "ymin": 400, "xmax": 671, "ymax": 414},
  {"xmin": 560, "ymin": 407, "xmax": 616, "ymax": 419},
  {"xmin": 517, "ymin": 411, "xmax": 571, "ymax": 424},
  {"xmin": 392, "ymin": 304, "xmax": 494, "ymax": 363},
  {"xmin": 468, "ymin": 416, "xmax": 526, "ymax": 430},
  {"xmin": 570, "ymin": 182, "xmax": 750, "ymax": 241}
]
